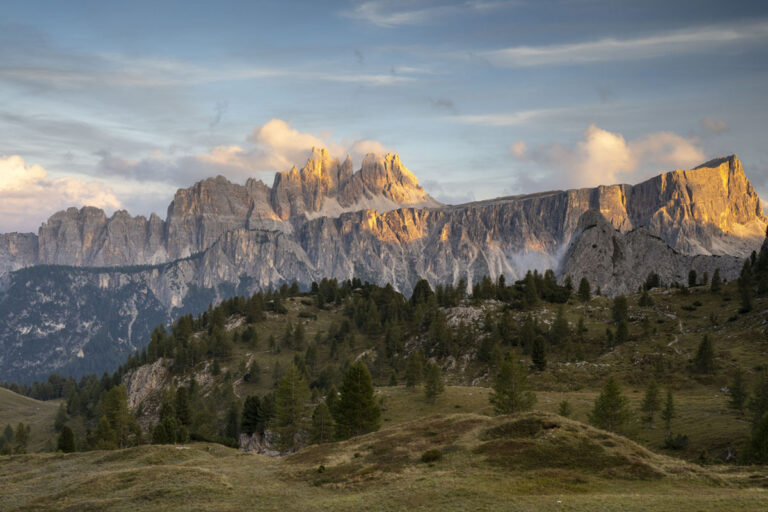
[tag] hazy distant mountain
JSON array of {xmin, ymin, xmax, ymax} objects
[{"xmin": 0, "ymin": 153, "xmax": 764, "ymax": 382}]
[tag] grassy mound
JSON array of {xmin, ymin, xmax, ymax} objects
[{"xmin": 1, "ymin": 413, "xmax": 765, "ymax": 511}]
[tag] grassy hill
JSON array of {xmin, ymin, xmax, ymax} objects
[
  {"xmin": 1, "ymin": 412, "xmax": 766, "ymax": 512},
  {"xmin": 0, "ymin": 387, "xmax": 61, "ymax": 452}
]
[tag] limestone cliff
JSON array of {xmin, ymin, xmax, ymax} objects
[{"xmin": 560, "ymin": 210, "xmax": 744, "ymax": 296}]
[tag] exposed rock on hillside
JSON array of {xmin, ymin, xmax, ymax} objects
[{"xmin": 560, "ymin": 210, "xmax": 744, "ymax": 295}]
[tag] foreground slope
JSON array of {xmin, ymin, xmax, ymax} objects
[{"xmin": 1, "ymin": 413, "xmax": 765, "ymax": 512}]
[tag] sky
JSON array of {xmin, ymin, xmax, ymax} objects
[{"xmin": 1, "ymin": 0, "xmax": 768, "ymax": 232}]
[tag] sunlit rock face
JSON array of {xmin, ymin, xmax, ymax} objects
[{"xmin": 0, "ymin": 153, "xmax": 765, "ymax": 382}]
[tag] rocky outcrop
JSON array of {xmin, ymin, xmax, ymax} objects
[
  {"xmin": 0, "ymin": 232, "xmax": 38, "ymax": 276},
  {"xmin": 560, "ymin": 210, "xmax": 745, "ymax": 295}
]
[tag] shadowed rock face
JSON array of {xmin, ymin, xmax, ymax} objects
[
  {"xmin": 560, "ymin": 210, "xmax": 745, "ymax": 296},
  {"xmin": 0, "ymin": 153, "xmax": 765, "ymax": 381}
]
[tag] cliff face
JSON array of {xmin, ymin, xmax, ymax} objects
[
  {"xmin": 560, "ymin": 210, "xmax": 744, "ymax": 296},
  {"xmin": 0, "ymin": 153, "xmax": 765, "ymax": 382}
]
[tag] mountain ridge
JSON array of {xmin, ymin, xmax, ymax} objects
[{"xmin": 0, "ymin": 153, "xmax": 765, "ymax": 382}]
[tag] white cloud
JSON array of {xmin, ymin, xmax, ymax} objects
[
  {"xmin": 513, "ymin": 125, "xmax": 705, "ymax": 189},
  {"xmin": 483, "ymin": 21, "xmax": 768, "ymax": 67},
  {"xmin": 342, "ymin": 0, "xmax": 510, "ymax": 28},
  {"xmin": 96, "ymin": 119, "xmax": 390, "ymax": 186},
  {"xmin": 700, "ymin": 117, "xmax": 728, "ymax": 135},
  {"xmin": 0, "ymin": 155, "xmax": 121, "ymax": 232}
]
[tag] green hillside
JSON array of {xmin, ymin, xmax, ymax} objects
[
  {"xmin": 0, "ymin": 387, "xmax": 61, "ymax": 452},
  {"xmin": 1, "ymin": 412, "xmax": 765, "ymax": 512}
]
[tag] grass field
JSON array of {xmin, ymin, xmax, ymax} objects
[{"xmin": 1, "ymin": 411, "xmax": 766, "ymax": 512}]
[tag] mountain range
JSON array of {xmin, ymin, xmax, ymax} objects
[{"xmin": 0, "ymin": 151, "xmax": 764, "ymax": 382}]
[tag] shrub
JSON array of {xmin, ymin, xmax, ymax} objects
[{"xmin": 421, "ymin": 448, "xmax": 442, "ymax": 463}]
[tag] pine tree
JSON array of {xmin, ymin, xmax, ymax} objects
[
  {"xmin": 729, "ymin": 367, "xmax": 747, "ymax": 414},
  {"xmin": 274, "ymin": 364, "xmax": 311, "ymax": 450},
  {"xmin": 612, "ymin": 295, "xmax": 628, "ymax": 324},
  {"xmin": 13, "ymin": 422, "xmax": 30, "ymax": 454},
  {"xmin": 57, "ymin": 425, "xmax": 75, "ymax": 453},
  {"xmin": 424, "ymin": 361, "xmax": 445, "ymax": 404},
  {"xmin": 711, "ymin": 268, "xmax": 722, "ymax": 293},
  {"xmin": 558, "ymin": 400, "xmax": 572, "ymax": 418},
  {"xmin": 692, "ymin": 335, "xmax": 714, "ymax": 374},
  {"xmin": 589, "ymin": 376, "xmax": 631, "ymax": 432},
  {"xmin": 739, "ymin": 261, "xmax": 754, "ymax": 313},
  {"xmin": 335, "ymin": 361, "xmax": 381, "ymax": 439},
  {"xmin": 578, "ymin": 277, "xmax": 591, "ymax": 302},
  {"xmin": 405, "ymin": 350, "xmax": 424, "ymax": 388},
  {"xmin": 550, "ymin": 306, "xmax": 570, "ymax": 345},
  {"xmin": 241, "ymin": 395, "xmax": 265, "ymax": 436},
  {"xmin": 531, "ymin": 336, "xmax": 547, "ymax": 371},
  {"xmin": 94, "ymin": 416, "xmax": 117, "ymax": 449},
  {"xmin": 310, "ymin": 402, "xmax": 335, "ymax": 444},
  {"xmin": 640, "ymin": 379, "xmax": 661, "ymax": 428},
  {"xmin": 175, "ymin": 387, "xmax": 192, "ymax": 426},
  {"xmin": 102, "ymin": 386, "xmax": 140, "ymax": 448},
  {"xmin": 490, "ymin": 356, "xmax": 536, "ymax": 415},
  {"xmin": 661, "ymin": 390, "xmax": 675, "ymax": 439},
  {"xmin": 688, "ymin": 269, "xmax": 697, "ymax": 288},
  {"xmin": 54, "ymin": 403, "xmax": 68, "ymax": 432},
  {"xmin": 615, "ymin": 319, "xmax": 629, "ymax": 344}
]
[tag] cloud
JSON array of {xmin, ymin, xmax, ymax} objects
[
  {"xmin": 95, "ymin": 119, "xmax": 390, "ymax": 187},
  {"xmin": 510, "ymin": 141, "xmax": 526, "ymax": 158},
  {"xmin": 429, "ymin": 97, "xmax": 455, "ymax": 110},
  {"xmin": 700, "ymin": 117, "xmax": 728, "ymax": 135},
  {"xmin": 482, "ymin": 21, "xmax": 768, "ymax": 67},
  {"xmin": 342, "ymin": 0, "xmax": 509, "ymax": 28},
  {"xmin": 0, "ymin": 155, "xmax": 121, "ymax": 232},
  {"xmin": 512, "ymin": 125, "xmax": 705, "ymax": 190}
]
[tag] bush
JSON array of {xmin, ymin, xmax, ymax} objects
[
  {"xmin": 298, "ymin": 311, "xmax": 317, "ymax": 319},
  {"xmin": 421, "ymin": 448, "xmax": 442, "ymax": 463},
  {"xmin": 663, "ymin": 434, "xmax": 689, "ymax": 450}
]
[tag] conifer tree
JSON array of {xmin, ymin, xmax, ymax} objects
[
  {"xmin": 175, "ymin": 387, "xmax": 192, "ymax": 426},
  {"xmin": 335, "ymin": 361, "xmax": 381, "ymax": 439},
  {"xmin": 531, "ymin": 336, "xmax": 547, "ymax": 371},
  {"xmin": 424, "ymin": 361, "xmax": 445, "ymax": 404},
  {"xmin": 405, "ymin": 350, "xmax": 424, "ymax": 388},
  {"xmin": 729, "ymin": 367, "xmax": 747, "ymax": 414},
  {"xmin": 688, "ymin": 269, "xmax": 697, "ymax": 288},
  {"xmin": 739, "ymin": 261, "xmax": 754, "ymax": 313},
  {"xmin": 310, "ymin": 402, "xmax": 335, "ymax": 444},
  {"xmin": 558, "ymin": 400, "xmax": 572, "ymax": 418},
  {"xmin": 274, "ymin": 364, "xmax": 311, "ymax": 450},
  {"xmin": 612, "ymin": 295, "xmax": 628, "ymax": 324},
  {"xmin": 589, "ymin": 376, "xmax": 631, "ymax": 432},
  {"xmin": 94, "ymin": 416, "xmax": 117, "ymax": 449},
  {"xmin": 57, "ymin": 425, "xmax": 75, "ymax": 453},
  {"xmin": 578, "ymin": 277, "xmax": 591, "ymax": 302},
  {"xmin": 489, "ymin": 356, "xmax": 536, "ymax": 414},
  {"xmin": 13, "ymin": 422, "xmax": 30, "ymax": 454},
  {"xmin": 241, "ymin": 395, "xmax": 265, "ymax": 436},
  {"xmin": 550, "ymin": 306, "xmax": 570, "ymax": 345},
  {"xmin": 640, "ymin": 379, "xmax": 661, "ymax": 428},
  {"xmin": 693, "ymin": 335, "xmax": 714, "ymax": 374},
  {"xmin": 102, "ymin": 385, "xmax": 140, "ymax": 448},
  {"xmin": 711, "ymin": 268, "xmax": 722, "ymax": 293},
  {"xmin": 661, "ymin": 389, "xmax": 675, "ymax": 439}
]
